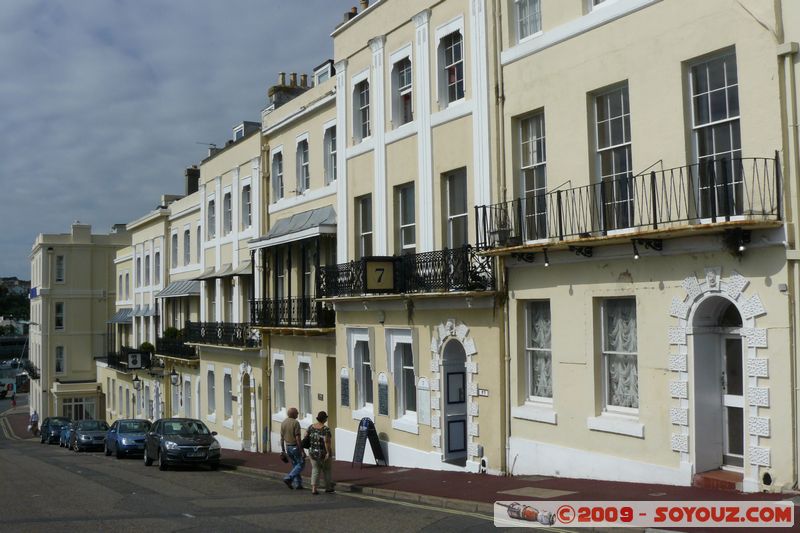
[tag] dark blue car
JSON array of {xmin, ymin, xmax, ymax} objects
[
  {"xmin": 105, "ymin": 419, "xmax": 151, "ymax": 458},
  {"xmin": 40, "ymin": 417, "xmax": 71, "ymax": 444}
]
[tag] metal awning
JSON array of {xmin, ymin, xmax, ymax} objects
[
  {"xmin": 250, "ymin": 205, "xmax": 336, "ymax": 249},
  {"xmin": 156, "ymin": 280, "xmax": 201, "ymax": 298},
  {"xmin": 195, "ymin": 267, "xmax": 216, "ymax": 280},
  {"xmin": 142, "ymin": 304, "xmax": 158, "ymax": 317},
  {"xmin": 216, "ymin": 263, "xmax": 232, "ymax": 277},
  {"xmin": 130, "ymin": 305, "xmax": 142, "ymax": 317},
  {"xmin": 107, "ymin": 308, "xmax": 132, "ymax": 324},
  {"xmin": 233, "ymin": 260, "xmax": 252, "ymax": 276}
]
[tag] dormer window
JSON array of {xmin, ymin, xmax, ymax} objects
[{"xmin": 233, "ymin": 125, "xmax": 245, "ymax": 141}]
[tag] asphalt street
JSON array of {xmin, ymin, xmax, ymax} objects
[{"xmin": 0, "ymin": 408, "xmax": 502, "ymax": 532}]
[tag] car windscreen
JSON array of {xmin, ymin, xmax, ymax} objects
[
  {"xmin": 119, "ymin": 421, "xmax": 150, "ymax": 433},
  {"xmin": 77, "ymin": 420, "xmax": 109, "ymax": 431},
  {"xmin": 161, "ymin": 420, "xmax": 210, "ymax": 436}
]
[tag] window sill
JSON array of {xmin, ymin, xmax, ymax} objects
[
  {"xmin": 391, "ymin": 414, "xmax": 419, "ymax": 434},
  {"xmin": 512, "ymin": 403, "xmax": 557, "ymax": 425},
  {"xmin": 352, "ymin": 406, "xmax": 374, "ymax": 422},
  {"xmin": 272, "ymin": 410, "xmax": 287, "ymax": 424},
  {"xmin": 586, "ymin": 413, "xmax": 644, "ymax": 438},
  {"xmin": 206, "ymin": 413, "xmax": 216, "ymax": 424},
  {"xmin": 299, "ymin": 414, "xmax": 313, "ymax": 430},
  {"xmin": 223, "ymin": 418, "xmax": 233, "ymax": 430},
  {"xmin": 517, "ymin": 30, "xmax": 543, "ymax": 45}
]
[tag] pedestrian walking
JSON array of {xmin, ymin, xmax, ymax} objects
[
  {"xmin": 306, "ymin": 410, "xmax": 334, "ymax": 495},
  {"xmin": 29, "ymin": 409, "xmax": 39, "ymax": 436},
  {"xmin": 11, "ymin": 393, "xmax": 16, "ymax": 408},
  {"xmin": 280, "ymin": 407, "xmax": 305, "ymax": 490}
]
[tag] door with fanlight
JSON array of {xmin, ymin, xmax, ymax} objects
[{"xmin": 442, "ymin": 340, "xmax": 467, "ymax": 466}]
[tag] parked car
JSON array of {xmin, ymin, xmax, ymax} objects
[
  {"xmin": 144, "ymin": 418, "xmax": 221, "ymax": 471},
  {"xmin": 40, "ymin": 417, "xmax": 71, "ymax": 444},
  {"xmin": 105, "ymin": 419, "xmax": 151, "ymax": 458},
  {"xmin": 71, "ymin": 420, "xmax": 110, "ymax": 452},
  {"xmin": 59, "ymin": 422, "xmax": 76, "ymax": 448}
]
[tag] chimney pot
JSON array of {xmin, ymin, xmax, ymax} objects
[
  {"xmin": 360, "ymin": 0, "xmax": 368, "ymax": 10},
  {"xmin": 351, "ymin": 6, "xmax": 357, "ymax": 14},
  {"xmin": 278, "ymin": 72, "xmax": 286, "ymax": 85},
  {"xmin": 289, "ymin": 73, "xmax": 297, "ymax": 87},
  {"xmin": 300, "ymin": 74, "xmax": 308, "ymax": 88}
]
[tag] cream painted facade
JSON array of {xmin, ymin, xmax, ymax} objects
[
  {"xmin": 29, "ymin": 222, "xmax": 129, "ymax": 420},
  {"xmin": 483, "ymin": 0, "xmax": 800, "ymax": 492}
]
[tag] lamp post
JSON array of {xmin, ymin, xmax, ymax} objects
[
  {"xmin": 132, "ymin": 374, "xmax": 141, "ymax": 391},
  {"xmin": 169, "ymin": 368, "xmax": 179, "ymax": 386}
]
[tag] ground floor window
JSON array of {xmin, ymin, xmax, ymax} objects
[{"xmin": 62, "ymin": 396, "xmax": 96, "ymax": 420}]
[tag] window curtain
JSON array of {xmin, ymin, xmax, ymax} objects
[
  {"xmin": 605, "ymin": 299, "xmax": 638, "ymax": 408},
  {"xmin": 529, "ymin": 302, "xmax": 552, "ymax": 398}
]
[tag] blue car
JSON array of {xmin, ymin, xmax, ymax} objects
[
  {"xmin": 59, "ymin": 422, "xmax": 76, "ymax": 448},
  {"xmin": 105, "ymin": 419, "xmax": 151, "ymax": 458}
]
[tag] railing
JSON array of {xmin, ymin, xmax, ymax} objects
[
  {"xmin": 476, "ymin": 156, "xmax": 781, "ymax": 249},
  {"xmin": 185, "ymin": 321, "xmax": 260, "ymax": 348},
  {"xmin": 251, "ymin": 297, "xmax": 335, "ymax": 328},
  {"xmin": 155, "ymin": 336, "xmax": 197, "ymax": 359},
  {"xmin": 318, "ymin": 245, "xmax": 496, "ymax": 298},
  {"xmin": 106, "ymin": 346, "xmax": 147, "ymax": 372}
]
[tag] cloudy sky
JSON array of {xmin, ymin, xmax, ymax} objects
[{"xmin": 0, "ymin": 0, "xmax": 355, "ymax": 278}]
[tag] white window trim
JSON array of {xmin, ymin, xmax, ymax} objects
[
  {"xmin": 600, "ymin": 298, "xmax": 639, "ymax": 415},
  {"xmin": 295, "ymin": 133, "xmax": 310, "ymax": 194},
  {"xmin": 587, "ymin": 412, "xmax": 644, "ymax": 438},
  {"xmin": 390, "ymin": 43, "xmax": 414, "ymax": 130},
  {"xmin": 54, "ymin": 301, "xmax": 65, "ymax": 331},
  {"xmin": 392, "ymin": 412, "xmax": 420, "ymax": 434},
  {"xmin": 323, "ymin": 120, "xmax": 337, "ymax": 185},
  {"xmin": 524, "ymin": 300, "xmax": 553, "ymax": 404},
  {"xmin": 222, "ymin": 186, "xmax": 233, "ymax": 236},
  {"xmin": 435, "ymin": 15, "xmax": 466, "ymax": 109},
  {"xmin": 271, "ymin": 146, "xmax": 284, "ymax": 202},
  {"xmin": 54, "ymin": 255, "xmax": 65, "ymax": 284},
  {"xmin": 351, "ymin": 68, "xmax": 371, "ymax": 144},
  {"xmin": 272, "ymin": 352, "xmax": 286, "ymax": 419},
  {"xmin": 206, "ymin": 364, "xmax": 216, "ymax": 422},
  {"xmin": 515, "ymin": 0, "xmax": 543, "ymax": 45},
  {"xmin": 240, "ymin": 176, "xmax": 253, "ymax": 230},
  {"xmin": 55, "ymin": 345, "xmax": 66, "ymax": 375},
  {"xmin": 512, "ymin": 402, "xmax": 557, "ymax": 424}
]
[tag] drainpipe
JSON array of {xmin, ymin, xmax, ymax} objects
[{"xmin": 779, "ymin": 39, "xmax": 800, "ymax": 489}]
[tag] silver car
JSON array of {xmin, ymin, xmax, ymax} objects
[{"xmin": 71, "ymin": 420, "xmax": 110, "ymax": 452}]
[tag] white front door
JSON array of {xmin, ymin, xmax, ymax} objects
[
  {"xmin": 722, "ymin": 336, "xmax": 744, "ymax": 469},
  {"xmin": 442, "ymin": 340, "xmax": 467, "ymax": 466}
]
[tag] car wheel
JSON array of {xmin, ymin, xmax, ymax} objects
[
  {"xmin": 158, "ymin": 450, "xmax": 168, "ymax": 471},
  {"xmin": 143, "ymin": 448, "xmax": 152, "ymax": 467},
  {"xmin": 73, "ymin": 441, "xmax": 79, "ymax": 452},
  {"xmin": 209, "ymin": 462, "xmax": 219, "ymax": 471}
]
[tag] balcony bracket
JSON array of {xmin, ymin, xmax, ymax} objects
[
  {"xmin": 510, "ymin": 252, "xmax": 536, "ymax": 263},
  {"xmin": 636, "ymin": 239, "xmax": 663, "ymax": 252},
  {"xmin": 569, "ymin": 246, "xmax": 593, "ymax": 258}
]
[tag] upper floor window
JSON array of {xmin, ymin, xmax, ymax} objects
[
  {"xmin": 118, "ymin": 275, "xmax": 123, "ymax": 297},
  {"xmin": 324, "ymin": 127, "xmax": 337, "ymax": 185},
  {"xmin": 357, "ymin": 194, "xmax": 373, "ymax": 259},
  {"xmin": 55, "ymin": 255, "xmax": 65, "ymax": 282},
  {"xmin": 601, "ymin": 298, "xmax": 638, "ymax": 412},
  {"xmin": 297, "ymin": 139, "xmax": 310, "ymax": 193},
  {"xmin": 354, "ymin": 80, "xmax": 371, "ymax": 143},
  {"xmin": 395, "ymin": 183, "xmax": 416, "ymax": 255},
  {"xmin": 171, "ymin": 233, "xmax": 178, "ymax": 268},
  {"xmin": 272, "ymin": 152, "xmax": 284, "ymax": 201},
  {"xmin": 55, "ymin": 346, "xmax": 65, "ymax": 374},
  {"xmin": 517, "ymin": 0, "xmax": 542, "ymax": 41},
  {"xmin": 444, "ymin": 169, "xmax": 468, "ymax": 249},
  {"xmin": 241, "ymin": 185, "xmax": 252, "ymax": 229},
  {"xmin": 196, "ymin": 226, "xmax": 201, "ymax": 263},
  {"xmin": 183, "ymin": 229, "xmax": 191, "ymax": 266},
  {"xmin": 525, "ymin": 301, "xmax": 552, "ymax": 401},
  {"xmin": 690, "ymin": 52, "xmax": 741, "ymax": 219},
  {"xmin": 223, "ymin": 192, "xmax": 232, "ymax": 235},
  {"xmin": 144, "ymin": 254, "xmax": 151, "ymax": 286},
  {"xmin": 392, "ymin": 57, "xmax": 413, "ymax": 126},
  {"xmin": 54, "ymin": 302, "xmax": 64, "ymax": 330},
  {"xmin": 594, "ymin": 84, "xmax": 633, "ymax": 231},
  {"xmin": 441, "ymin": 32, "xmax": 464, "ymax": 104},
  {"xmin": 136, "ymin": 257, "xmax": 141, "ymax": 287},
  {"xmin": 520, "ymin": 112, "xmax": 547, "ymax": 240},
  {"xmin": 207, "ymin": 200, "xmax": 216, "ymax": 239},
  {"xmin": 154, "ymin": 252, "xmax": 161, "ymax": 285},
  {"xmin": 125, "ymin": 273, "xmax": 130, "ymax": 299},
  {"xmin": 355, "ymin": 340, "xmax": 373, "ymax": 410}
]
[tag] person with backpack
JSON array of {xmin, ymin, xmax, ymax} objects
[{"xmin": 305, "ymin": 410, "xmax": 333, "ymax": 495}]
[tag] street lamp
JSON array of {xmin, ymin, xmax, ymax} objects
[
  {"xmin": 132, "ymin": 374, "xmax": 141, "ymax": 391},
  {"xmin": 169, "ymin": 368, "xmax": 179, "ymax": 386}
]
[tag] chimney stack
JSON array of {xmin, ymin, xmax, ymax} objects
[
  {"xmin": 360, "ymin": 0, "xmax": 369, "ymax": 11},
  {"xmin": 300, "ymin": 74, "xmax": 308, "ymax": 88},
  {"xmin": 289, "ymin": 72, "xmax": 297, "ymax": 87},
  {"xmin": 185, "ymin": 165, "xmax": 200, "ymax": 195},
  {"xmin": 278, "ymin": 72, "xmax": 286, "ymax": 86}
]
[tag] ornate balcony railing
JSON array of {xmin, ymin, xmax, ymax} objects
[
  {"xmin": 251, "ymin": 297, "xmax": 335, "ymax": 328},
  {"xmin": 155, "ymin": 336, "xmax": 197, "ymax": 359},
  {"xmin": 106, "ymin": 346, "xmax": 150, "ymax": 372},
  {"xmin": 476, "ymin": 155, "xmax": 781, "ymax": 250},
  {"xmin": 318, "ymin": 245, "xmax": 496, "ymax": 298},
  {"xmin": 185, "ymin": 321, "xmax": 260, "ymax": 348}
]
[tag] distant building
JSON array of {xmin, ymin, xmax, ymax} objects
[
  {"xmin": 0, "ymin": 277, "xmax": 31, "ymax": 297},
  {"xmin": 29, "ymin": 222, "xmax": 129, "ymax": 419}
]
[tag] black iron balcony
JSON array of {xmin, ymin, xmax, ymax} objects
[
  {"xmin": 106, "ymin": 346, "xmax": 150, "ymax": 372},
  {"xmin": 185, "ymin": 321, "xmax": 260, "ymax": 348},
  {"xmin": 476, "ymin": 155, "xmax": 781, "ymax": 250},
  {"xmin": 251, "ymin": 297, "xmax": 335, "ymax": 328},
  {"xmin": 318, "ymin": 245, "xmax": 496, "ymax": 298},
  {"xmin": 155, "ymin": 336, "xmax": 197, "ymax": 359}
]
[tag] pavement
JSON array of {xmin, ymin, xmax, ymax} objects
[{"xmin": 4, "ymin": 403, "xmax": 798, "ymax": 530}]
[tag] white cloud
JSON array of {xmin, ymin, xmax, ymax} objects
[{"xmin": 0, "ymin": 0, "xmax": 355, "ymax": 277}]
